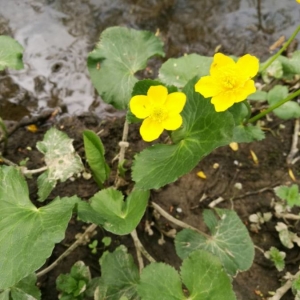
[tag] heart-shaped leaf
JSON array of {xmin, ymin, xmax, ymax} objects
[
  {"xmin": 87, "ymin": 26, "xmax": 164, "ymax": 109},
  {"xmin": 96, "ymin": 246, "xmax": 140, "ymax": 300},
  {"xmin": 89, "ymin": 188, "xmax": 149, "ymax": 235},
  {"xmin": 0, "ymin": 166, "xmax": 78, "ymax": 289},
  {"xmin": 175, "ymin": 208, "xmax": 254, "ymax": 276}
]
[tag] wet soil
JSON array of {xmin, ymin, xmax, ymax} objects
[
  {"xmin": 2, "ymin": 112, "xmax": 300, "ymax": 300},
  {"xmin": 0, "ymin": 0, "xmax": 299, "ymax": 120},
  {"xmin": 1, "ymin": 1, "xmax": 300, "ymax": 300}
]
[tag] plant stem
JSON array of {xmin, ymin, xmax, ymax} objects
[
  {"xmin": 114, "ymin": 120, "xmax": 129, "ymax": 188},
  {"xmin": 130, "ymin": 229, "xmax": 155, "ymax": 265},
  {"xmin": 151, "ymin": 202, "xmax": 210, "ymax": 238},
  {"xmin": 269, "ymin": 270, "xmax": 300, "ymax": 300},
  {"xmin": 260, "ymin": 24, "xmax": 300, "ymax": 73},
  {"xmin": 0, "ymin": 156, "xmax": 18, "ymax": 167},
  {"xmin": 36, "ymin": 224, "xmax": 97, "ymax": 278},
  {"xmin": 22, "ymin": 166, "xmax": 48, "ymax": 175},
  {"xmin": 243, "ymin": 100, "xmax": 252, "ymax": 124},
  {"xmin": 247, "ymin": 89, "xmax": 300, "ymax": 124}
]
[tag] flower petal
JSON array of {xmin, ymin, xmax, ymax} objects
[
  {"xmin": 164, "ymin": 92, "xmax": 186, "ymax": 114},
  {"xmin": 140, "ymin": 118, "xmax": 164, "ymax": 142},
  {"xmin": 210, "ymin": 53, "xmax": 235, "ymax": 76},
  {"xmin": 195, "ymin": 76, "xmax": 223, "ymax": 98},
  {"xmin": 211, "ymin": 92, "xmax": 236, "ymax": 112},
  {"xmin": 233, "ymin": 80, "xmax": 256, "ymax": 103},
  {"xmin": 236, "ymin": 54, "xmax": 259, "ymax": 78},
  {"xmin": 147, "ymin": 85, "xmax": 168, "ymax": 105},
  {"xmin": 163, "ymin": 114, "xmax": 183, "ymax": 130},
  {"xmin": 130, "ymin": 95, "xmax": 151, "ymax": 119}
]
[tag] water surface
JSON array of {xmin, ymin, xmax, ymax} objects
[{"xmin": 0, "ymin": 0, "xmax": 299, "ymax": 120}]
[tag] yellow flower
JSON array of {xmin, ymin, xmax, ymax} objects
[
  {"xmin": 195, "ymin": 53, "xmax": 259, "ymax": 112},
  {"xmin": 297, "ymin": 0, "xmax": 300, "ymax": 3},
  {"xmin": 129, "ymin": 85, "xmax": 186, "ymax": 142}
]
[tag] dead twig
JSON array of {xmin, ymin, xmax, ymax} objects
[
  {"xmin": 130, "ymin": 229, "xmax": 155, "ymax": 272},
  {"xmin": 268, "ymin": 270, "xmax": 300, "ymax": 300},
  {"xmin": 151, "ymin": 201, "xmax": 210, "ymax": 238},
  {"xmin": 287, "ymin": 118, "xmax": 300, "ymax": 165}
]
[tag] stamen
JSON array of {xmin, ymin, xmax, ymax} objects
[{"xmin": 150, "ymin": 107, "xmax": 167, "ymax": 122}]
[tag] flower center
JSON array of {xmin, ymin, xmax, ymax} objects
[
  {"xmin": 223, "ymin": 76, "xmax": 236, "ymax": 88},
  {"xmin": 150, "ymin": 106, "xmax": 168, "ymax": 123}
]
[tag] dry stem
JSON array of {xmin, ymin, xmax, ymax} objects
[
  {"xmin": 287, "ymin": 118, "xmax": 300, "ymax": 165},
  {"xmin": 130, "ymin": 229, "xmax": 155, "ymax": 272},
  {"xmin": 268, "ymin": 270, "xmax": 300, "ymax": 300},
  {"xmin": 151, "ymin": 201, "xmax": 210, "ymax": 238}
]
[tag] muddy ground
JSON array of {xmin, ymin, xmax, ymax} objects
[
  {"xmin": 2, "ymin": 110, "xmax": 300, "ymax": 300},
  {"xmin": 1, "ymin": 1, "xmax": 300, "ymax": 300}
]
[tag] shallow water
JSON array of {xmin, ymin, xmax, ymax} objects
[{"xmin": 0, "ymin": 0, "xmax": 299, "ymax": 120}]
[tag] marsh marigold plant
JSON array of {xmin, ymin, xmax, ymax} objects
[
  {"xmin": 195, "ymin": 53, "xmax": 259, "ymax": 112},
  {"xmin": 129, "ymin": 85, "xmax": 186, "ymax": 142}
]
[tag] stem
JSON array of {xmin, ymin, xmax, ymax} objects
[
  {"xmin": 22, "ymin": 166, "xmax": 48, "ymax": 175},
  {"xmin": 243, "ymin": 101, "xmax": 252, "ymax": 124},
  {"xmin": 260, "ymin": 25, "xmax": 300, "ymax": 73},
  {"xmin": 247, "ymin": 89, "xmax": 300, "ymax": 124},
  {"xmin": 36, "ymin": 224, "xmax": 97, "ymax": 278},
  {"xmin": 0, "ymin": 156, "xmax": 18, "ymax": 167},
  {"xmin": 268, "ymin": 270, "xmax": 300, "ymax": 300},
  {"xmin": 130, "ymin": 229, "xmax": 155, "ymax": 265},
  {"xmin": 114, "ymin": 120, "xmax": 129, "ymax": 188},
  {"xmin": 151, "ymin": 202, "xmax": 210, "ymax": 238}
]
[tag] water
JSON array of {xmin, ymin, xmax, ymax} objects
[{"xmin": 0, "ymin": 0, "xmax": 299, "ymax": 121}]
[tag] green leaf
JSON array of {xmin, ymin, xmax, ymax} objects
[
  {"xmin": 278, "ymin": 51, "xmax": 300, "ymax": 75},
  {"xmin": 87, "ymin": 26, "xmax": 164, "ymax": 110},
  {"xmin": 0, "ymin": 274, "xmax": 41, "ymax": 300},
  {"xmin": 137, "ymin": 250, "xmax": 236, "ymax": 300},
  {"xmin": 102, "ymin": 237, "xmax": 112, "ymax": 247},
  {"xmin": 36, "ymin": 128, "xmax": 84, "ymax": 201},
  {"xmin": 233, "ymin": 124, "xmax": 265, "ymax": 143},
  {"xmin": 0, "ymin": 36, "xmax": 24, "ymax": 70},
  {"xmin": 264, "ymin": 247, "xmax": 286, "ymax": 272},
  {"xmin": 132, "ymin": 78, "xmax": 236, "ymax": 189},
  {"xmin": 76, "ymin": 201, "xmax": 106, "ymax": 225},
  {"xmin": 96, "ymin": 246, "xmax": 140, "ymax": 300},
  {"xmin": 56, "ymin": 261, "xmax": 91, "ymax": 297},
  {"xmin": 181, "ymin": 250, "xmax": 236, "ymax": 300},
  {"xmin": 267, "ymin": 85, "xmax": 300, "ymax": 120},
  {"xmin": 274, "ymin": 102, "xmax": 300, "ymax": 120},
  {"xmin": 267, "ymin": 85, "xmax": 289, "ymax": 105},
  {"xmin": 275, "ymin": 184, "xmax": 300, "ymax": 207},
  {"xmin": 90, "ymin": 187, "xmax": 149, "ymax": 235},
  {"xmin": 36, "ymin": 171, "xmax": 56, "ymax": 202},
  {"xmin": 175, "ymin": 208, "xmax": 254, "ymax": 276},
  {"xmin": 248, "ymin": 90, "xmax": 268, "ymax": 102},
  {"xmin": 137, "ymin": 263, "xmax": 185, "ymax": 300},
  {"xmin": 0, "ymin": 166, "xmax": 78, "ymax": 289},
  {"xmin": 261, "ymin": 60, "xmax": 283, "ymax": 83},
  {"xmin": 292, "ymin": 276, "xmax": 300, "ymax": 296},
  {"xmin": 83, "ymin": 130, "xmax": 110, "ymax": 187},
  {"xmin": 158, "ymin": 54, "xmax": 212, "ymax": 87}
]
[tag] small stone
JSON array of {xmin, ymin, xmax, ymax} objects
[
  {"xmin": 176, "ymin": 207, "xmax": 182, "ymax": 213},
  {"xmin": 234, "ymin": 182, "xmax": 243, "ymax": 190}
]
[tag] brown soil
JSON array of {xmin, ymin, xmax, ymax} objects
[{"xmin": 3, "ymin": 111, "xmax": 300, "ymax": 300}]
